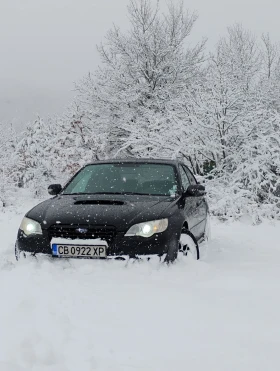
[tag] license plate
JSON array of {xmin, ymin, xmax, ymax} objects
[{"xmin": 52, "ymin": 244, "xmax": 107, "ymax": 258}]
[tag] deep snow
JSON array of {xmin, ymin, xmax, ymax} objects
[{"xmin": 0, "ymin": 201, "xmax": 280, "ymax": 371}]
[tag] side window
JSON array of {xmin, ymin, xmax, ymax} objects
[
  {"xmin": 184, "ymin": 166, "xmax": 197, "ymax": 185},
  {"xmin": 179, "ymin": 166, "xmax": 190, "ymax": 191}
]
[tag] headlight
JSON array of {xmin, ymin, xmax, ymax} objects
[
  {"xmin": 125, "ymin": 219, "xmax": 168, "ymax": 238},
  {"xmin": 19, "ymin": 217, "xmax": 42, "ymax": 236}
]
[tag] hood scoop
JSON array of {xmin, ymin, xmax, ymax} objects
[{"xmin": 74, "ymin": 199, "xmax": 124, "ymax": 206}]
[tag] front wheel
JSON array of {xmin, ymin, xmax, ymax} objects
[{"xmin": 179, "ymin": 230, "xmax": 199, "ymax": 260}]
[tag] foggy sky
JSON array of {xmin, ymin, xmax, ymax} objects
[{"xmin": 1, "ymin": 0, "xmax": 279, "ymax": 129}]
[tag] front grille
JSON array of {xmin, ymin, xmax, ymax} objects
[{"xmin": 49, "ymin": 225, "xmax": 116, "ymax": 242}]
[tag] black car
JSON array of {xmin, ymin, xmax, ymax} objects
[{"xmin": 15, "ymin": 159, "xmax": 210, "ymax": 262}]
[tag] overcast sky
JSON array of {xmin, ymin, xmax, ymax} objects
[{"xmin": 1, "ymin": 0, "xmax": 279, "ymax": 129}]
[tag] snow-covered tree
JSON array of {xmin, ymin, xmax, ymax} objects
[
  {"xmin": 12, "ymin": 117, "xmax": 56, "ymax": 196},
  {"xmin": 206, "ymin": 105, "xmax": 280, "ymax": 221},
  {"xmin": 172, "ymin": 25, "xmax": 280, "ymax": 220},
  {"xmin": 50, "ymin": 103, "xmax": 109, "ymax": 179},
  {"xmin": 181, "ymin": 25, "xmax": 260, "ymax": 166},
  {"xmin": 259, "ymin": 33, "xmax": 280, "ymax": 112},
  {"xmin": 75, "ymin": 0, "xmax": 205, "ymax": 159},
  {"xmin": 0, "ymin": 123, "xmax": 17, "ymax": 208}
]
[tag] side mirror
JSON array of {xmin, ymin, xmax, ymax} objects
[
  {"xmin": 184, "ymin": 184, "xmax": 206, "ymax": 197},
  {"xmin": 48, "ymin": 184, "xmax": 62, "ymax": 196}
]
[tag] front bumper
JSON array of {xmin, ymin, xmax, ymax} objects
[{"xmin": 16, "ymin": 228, "xmax": 179, "ymax": 258}]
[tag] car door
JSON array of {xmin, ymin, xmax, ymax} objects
[
  {"xmin": 184, "ymin": 166, "xmax": 207, "ymax": 238},
  {"xmin": 178, "ymin": 165, "xmax": 200, "ymax": 240}
]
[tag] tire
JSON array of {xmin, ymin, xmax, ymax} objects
[
  {"xmin": 164, "ymin": 238, "xmax": 179, "ymax": 263},
  {"xmin": 179, "ymin": 229, "xmax": 200, "ymax": 260}
]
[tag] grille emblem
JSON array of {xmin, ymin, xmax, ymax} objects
[{"xmin": 76, "ymin": 228, "xmax": 88, "ymax": 234}]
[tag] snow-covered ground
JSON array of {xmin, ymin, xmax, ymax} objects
[{"xmin": 0, "ymin": 201, "xmax": 280, "ymax": 371}]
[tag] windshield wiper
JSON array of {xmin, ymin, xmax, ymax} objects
[
  {"xmin": 90, "ymin": 192, "xmax": 150, "ymax": 195},
  {"xmin": 63, "ymin": 192, "xmax": 95, "ymax": 195}
]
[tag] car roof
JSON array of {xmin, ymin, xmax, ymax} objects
[{"xmin": 86, "ymin": 158, "xmax": 180, "ymax": 166}]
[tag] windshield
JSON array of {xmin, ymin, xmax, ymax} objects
[{"xmin": 63, "ymin": 163, "xmax": 178, "ymax": 196}]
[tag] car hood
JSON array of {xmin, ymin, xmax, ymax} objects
[{"xmin": 26, "ymin": 194, "xmax": 179, "ymax": 231}]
